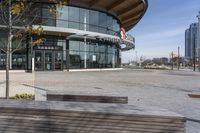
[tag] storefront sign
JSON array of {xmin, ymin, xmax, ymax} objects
[
  {"xmin": 34, "ymin": 45, "xmax": 62, "ymax": 50},
  {"xmin": 120, "ymin": 28, "xmax": 127, "ymax": 40}
]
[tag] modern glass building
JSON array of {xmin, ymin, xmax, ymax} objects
[
  {"xmin": 185, "ymin": 23, "xmax": 199, "ymax": 59},
  {"xmin": 0, "ymin": 0, "xmax": 148, "ymax": 71}
]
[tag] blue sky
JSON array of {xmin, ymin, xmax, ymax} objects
[{"xmin": 122, "ymin": 0, "xmax": 200, "ymax": 63}]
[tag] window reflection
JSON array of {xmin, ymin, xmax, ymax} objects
[
  {"xmin": 57, "ymin": 6, "xmax": 68, "ymax": 28},
  {"xmin": 69, "ymin": 40, "xmax": 120, "ymax": 69},
  {"xmin": 68, "ymin": 6, "xmax": 80, "ymax": 29},
  {"xmin": 38, "ymin": 5, "xmax": 120, "ymax": 36}
]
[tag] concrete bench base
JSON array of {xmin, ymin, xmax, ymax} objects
[
  {"xmin": 47, "ymin": 93, "xmax": 128, "ymax": 104},
  {"xmin": 0, "ymin": 100, "xmax": 186, "ymax": 133}
]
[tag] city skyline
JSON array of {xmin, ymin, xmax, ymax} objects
[{"xmin": 122, "ymin": 0, "xmax": 200, "ymax": 63}]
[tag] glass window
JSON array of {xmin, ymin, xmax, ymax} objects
[
  {"xmin": 94, "ymin": 43, "xmax": 99, "ymax": 52},
  {"xmin": 80, "ymin": 52, "xmax": 85, "ymax": 68},
  {"xmin": 45, "ymin": 38, "xmax": 56, "ymax": 46},
  {"xmin": 68, "ymin": 7, "xmax": 79, "ymax": 29},
  {"xmin": 80, "ymin": 9, "xmax": 89, "ymax": 31},
  {"xmin": 107, "ymin": 54, "xmax": 113, "ymax": 68},
  {"xmin": 89, "ymin": 43, "xmax": 95, "ymax": 52},
  {"xmin": 108, "ymin": 45, "xmax": 113, "ymax": 54},
  {"xmin": 57, "ymin": 6, "xmax": 68, "ymax": 28},
  {"xmin": 86, "ymin": 42, "xmax": 90, "ymax": 52},
  {"xmin": 69, "ymin": 41, "xmax": 79, "ymax": 51},
  {"xmin": 113, "ymin": 19, "xmax": 120, "ymax": 35},
  {"xmin": 99, "ymin": 45, "xmax": 106, "ymax": 53},
  {"xmin": 99, "ymin": 53, "xmax": 105, "ymax": 68},
  {"xmin": 39, "ymin": 5, "xmax": 121, "ymax": 36},
  {"xmin": 99, "ymin": 12, "xmax": 107, "ymax": 28},
  {"xmin": 12, "ymin": 51, "xmax": 26, "ymax": 70},
  {"xmin": 68, "ymin": 40, "xmax": 120, "ymax": 69},
  {"xmin": 107, "ymin": 16, "xmax": 113, "ymax": 35},
  {"xmin": 42, "ymin": 7, "xmax": 56, "ymax": 26},
  {"xmin": 88, "ymin": 52, "xmax": 96, "ymax": 68},
  {"xmin": 70, "ymin": 54, "xmax": 80, "ymax": 69},
  {"xmin": 0, "ymin": 51, "xmax": 6, "ymax": 69},
  {"xmin": 89, "ymin": 10, "xmax": 99, "ymax": 32},
  {"xmin": 69, "ymin": 50, "xmax": 78, "ymax": 55},
  {"xmin": 79, "ymin": 41, "xmax": 85, "ymax": 51},
  {"xmin": 99, "ymin": 12, "xmax": 107, "ymax": 34}
]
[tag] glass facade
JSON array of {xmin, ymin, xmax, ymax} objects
[
  {"xmin": 33, "ymin": 4, "xmax": 122, "ymax": 70},
  {"xmin": 0, "ymin": 50, "xmax": 6, "ymax": 70},
  {"xmin": 0, "ymin": 30, "xmax": 26, "ymax": 70},
  {"xmin": 69, "ymin": 40, "xmax": 121, "ymax": 69},
  {"xmin": 0, "ymin": 4, "xmax": 122, "ymax": 70},
  {"xmin": 32, "ymin": 37, "xmax": 121, "ymax": 70},
  {"xmin": 0, "ymin": 49, "xmax": 26, "ymax": 70},
  {"xmin": 34, "ymin": 5, "xmax": 120, "ymax": 36}
]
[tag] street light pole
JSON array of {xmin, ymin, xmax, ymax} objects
[
  {"xmin": 193, "ymin": 34, "xmax": 196, "ymax": 72},
  {"xmin": 135, "ymin": 51, "xmax": 138, "ymax": 65},
  {"xmin": 171, "ymin": 51, "xmax": 174, "ymax": 70},
  {"xmin": 197, "ymin": 11, "xmax": 200, "ymax": 72},
  {"xmin": 178, "ymin": 46, "xmax": 180, "ymax": 70}
]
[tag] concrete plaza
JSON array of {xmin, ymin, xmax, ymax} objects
[{"xmin": 0, "ymin": 69, "xmax": 200, "ymax": 133}]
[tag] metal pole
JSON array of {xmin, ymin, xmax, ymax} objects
[
  {"xmin": 84, "ymin": 11, "xmax": 87, "ymax": 69},
  {"xmin": 178, "ymin": 46, "xmax": 180, "ymax": 70},
  {"xmin": 135, "ymin": 51, "xmax": 137, "ymax": 65},
  {"xmin": 193, "ymin": 34, "xmax": 196, "ymax": 71},
  {"xmin": 171, "ymin": 52, "xmax": 174, "ymax": 70},
  {"xmin": 197, "ymin": 12, "xmax": 200, "ymax": 72}
]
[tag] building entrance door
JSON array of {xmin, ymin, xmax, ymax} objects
[
  {"xmin": 54, "ymin": 51, "xmax": 63, "ymax": 70},
  {"xmin": 44, "ymin": 51, "xmax": 53, "ymax": 71},
  {"xmin": 34, "ymin": 50, "xmax": 63, "ymax": 71},
  {"xmin": 35, "ymin": 51, "xmax": 43, "ymax": 71}
]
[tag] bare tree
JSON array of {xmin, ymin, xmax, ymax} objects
[{"xmin": 0, "ymin": 0, "xmax": 68, "ymax": 99}]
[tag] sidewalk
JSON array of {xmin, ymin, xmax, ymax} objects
[{"xmin": 0, "ymin": 72, "xmax": 35, "ymax": 98}]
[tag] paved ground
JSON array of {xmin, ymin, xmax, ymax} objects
[
  {"xmin": 0, "ymin": 72, "xmax": 35, "ymax": 98},
  {"xmin": 0, "ymin": 69, "xmax": 200, "ymax": 133}
]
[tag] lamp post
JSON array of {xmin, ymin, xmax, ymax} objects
[
  {"xmin": 171, "ymin": 52, "xmax": 174, "ymax": 70},
  {"xmin": 178, "ymin": 46, "xmax": 180, "ymax": 70},
  {"xmin": 193, "ymin": 34, "xmax": 196, "ymax": 72},
  {"xmin": 135, "ymin": 51, "xmax": 138, "ymax": 66},
  {"xmin": 197, "ymin": 12, "xmax": 200, "ymax": 71}
]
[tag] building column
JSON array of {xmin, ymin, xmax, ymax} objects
[
  {"xmin": 84, "ymin": 37, "xmax": 87, "ymax": 69},
  {"xmin": 84, "ymin": 10, "xmax": 87, "ymax": 69}
]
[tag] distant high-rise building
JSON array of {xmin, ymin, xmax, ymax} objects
[
  {"xmin": 185, "ymin": 23, "xmax": 198, "ymax": 59},
  {"xmin": 185, "ymin": 29, "xmax": 191, "ymax": 58}
]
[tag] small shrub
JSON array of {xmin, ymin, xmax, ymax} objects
[{"xmin": 10, "ymin": 93, "xmax": 34, "ymax": 100}]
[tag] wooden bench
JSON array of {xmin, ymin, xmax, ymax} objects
[
  {"xmin": 47, "ymin": 92, "xmax": 128, "ymax": 104},
  {"xmin": 0, "ymin": 100, "xmax": 186, "ymax": 133}
]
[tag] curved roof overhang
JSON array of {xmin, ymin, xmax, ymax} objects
[
  {"xmin": 33, "ymin": 25, "xmax": 135, "ymax": 51},
  {"xmin": 69, "ymin": 0, "xmax": 148, "ymax": 32}
]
